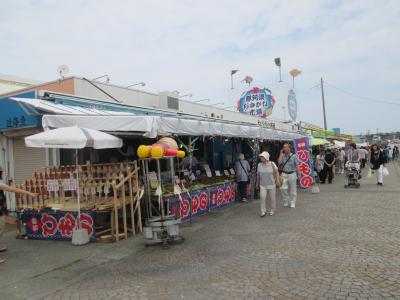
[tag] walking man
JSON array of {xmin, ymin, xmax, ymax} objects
[
  {"xmin": 338, "ymin": 148, "xmax": 346, "ymax": 174},
  {"xmin": 321, "ymin": 149, "xmax": 336, "ymax": 184},
  {"xmin": 278, "ymin": 143, "xmax": 299, "ymax": 208}
]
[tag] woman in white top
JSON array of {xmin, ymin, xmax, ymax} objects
[{"xmin": 256, "ymin": 151, "xmax": 280, "ymax": 217}]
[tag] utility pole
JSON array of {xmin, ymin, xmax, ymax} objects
[{"xmin": 320, "ymin": 77, "xmax": 327, "ymax": 130}]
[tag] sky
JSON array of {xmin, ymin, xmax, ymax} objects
[{"xmin": 1, "ymin": 0, "xmax": 399, "ymax": 135}]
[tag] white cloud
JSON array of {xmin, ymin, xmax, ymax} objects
[{"xmin": 0, "ymin": 0, "xmax": 399, "ymax": 134}]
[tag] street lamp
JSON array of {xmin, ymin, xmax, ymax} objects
[
  {"xmin": 178, "ymin": 94, "xmax": 192, "ymax": 99},
  {"xmin": 193, "ymin": 98, "xmax": 210, "ymax": 103},
  {"xmin": 126, "ymin": 82, "xmax": 145, "ymax": 88},
  {"xmin": 230, "ymin": 70, "xmax": 239, "ymax": 89},
  {"xmin": 222, "ymin": 105, "xmax": 236, "ymax": 110},
  {"xmin": 92, "ymin": 74, "xmax": 110, "ymax": 83},
  {"xmin": 210, "ymin": 102, "xmax": 224, "ymax": 106}
]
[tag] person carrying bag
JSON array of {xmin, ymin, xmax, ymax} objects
[
  {"xmin": 257, "ymin": 151, "xmax": 280, "ymax": 217},
  {"xmin": 278, "ymin": 143, "xmax": 300, "ymax": 208},
  {"xmin": 234, "ymin": 153, "xmax": 251, "ymax": 202}
]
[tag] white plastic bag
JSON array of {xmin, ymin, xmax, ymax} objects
[
  {"xmin": 280, "ymin": 177, "xmax": 288, "ymax": 190},
  {"xmin": 311, "ymin": 184, "xmax": 320, "ymax": 194},
  {"xmin": 382, "ymin": 167, "xmax": 389, "ymax": 176}
]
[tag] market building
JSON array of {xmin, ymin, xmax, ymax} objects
[{"xmin": 0, "ymin": 76, "xmax": 302, "ymax": 214}]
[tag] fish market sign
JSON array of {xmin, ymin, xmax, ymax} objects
[
  {"xmin": 257, "ymin": 119, "xmax": 276, "ymax": 129},
  {"xmin": 237, "ymin": 87, "xmax": 276, "ymax": 118}
]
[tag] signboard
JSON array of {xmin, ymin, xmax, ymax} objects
[
  {"xmin": 287, "ymin": 89, "xmax": 297, "ymax": 121},
  {"xmin": 63, "ymin": 179, "xmax": 77, "ymax": 191},
  {"xmin": 167, "ymin": 182, "xmax": 237, "ymax": 221},
  {"xmin": 168, "ymin": 188, "xmax": 209, "ymax": 221},
  {"xmin": 293, "ymin": 137, "xmax": 314, "ymax": 189},
  {"xmin": 237, "ymin": 87, "xmax": 276, "ymax": 118},
  {"xmin": 209, "ymin": 183, "xmax": 236, "ymax": 211},
  {"xmin": 46, "ymin": 180, "xmax": 60, "ymax": 192},
  {"xmin": 21, "ymin": 210, "xmax": 95, "ymax": 241},
  {"xmin": 0, "ymin": 91, "xmax": 40, "ymax": 130}
]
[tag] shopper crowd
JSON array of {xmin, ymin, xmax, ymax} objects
[{"xmin": 234, "ymin": 141, "xmax": 398, "ymax": 218}]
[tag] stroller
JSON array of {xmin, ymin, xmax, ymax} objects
[{"xmin": 344, "ymin": 161, "xmax": 361, "ymax": 188}]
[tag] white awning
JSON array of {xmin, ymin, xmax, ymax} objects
[{"xmin": 42, "ymin": 115, "xmax": 303, "ymax": 140}]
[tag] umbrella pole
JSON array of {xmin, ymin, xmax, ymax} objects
[{"xmin": 76, "ymin": 149, "xmax": 81, "ymax": 229}]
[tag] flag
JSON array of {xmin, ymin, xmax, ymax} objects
[
  {"xmin": 241, "ymin": 76, "xmax": 253, "ymax": 84},
  {"xmin": 231, "ymin": 70, "xmax": 239, "ymax": 75}
]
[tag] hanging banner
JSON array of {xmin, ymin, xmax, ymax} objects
[
  {"xmin": 237, "ymin": 87, "xmax": 276, "ymax": 118},
  {"xmin": 287, "ymin": 89, "xmax": 297, "ymax": 121},
  {"xmin": 167, "ymin": 182, "xmax": 237, "ymax": 221},
  {"xmin": 21, "ymin": 210, "xmax": 95, "ymax": 241},
  {"xmin": 293, "ymin": 137, "xmax": 314, "ymax": 189}
]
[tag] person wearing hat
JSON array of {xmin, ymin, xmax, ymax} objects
[
  {"xmin": 234, "ymin": 153, "xmax": 250, "ymax": 202},
  {"xmin": 278, "ymin": 143, "xmax": 300, "ymax": 208},
  {"xmin": 256, "ymin": 151, "xmax": 280, "ymax": 216}
]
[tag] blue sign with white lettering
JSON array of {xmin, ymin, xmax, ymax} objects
[
  {"xmin": 287, "ymin": 89, "xmax": 297, "ymax": 121},
  {"xmin": 0, "ymin": 91, "xmax": 41, "ymax": 130}
]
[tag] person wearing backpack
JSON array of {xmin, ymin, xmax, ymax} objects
[
  {"xmin": 234, "ymin": 153, "xmax": 251, "ymax": 202},
  {"xmin": 382, "ymin": 146, "xmax": 389, "ymax": 164}
]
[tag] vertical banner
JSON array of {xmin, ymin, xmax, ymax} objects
[
  {"xmin": 287, "ymin": 89, "xmax": 297, "ymax": 121},
  {"xmin": 293, "ymin": 137, "xmax": 314, "ymax": 189}
]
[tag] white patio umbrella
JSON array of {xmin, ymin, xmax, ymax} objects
[{"xmin": 25, "ymin": 126, "xmax": 123, "ymax": 244}]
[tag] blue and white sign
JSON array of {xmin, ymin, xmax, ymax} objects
[
  {"xmin": 0, "ymin": 91, "xmax": 40, "ymax": 130},
  {"xmin": 288, "ymin": 90, "xmax": 297, "ymax": 122},
  {"xmin": 287, "ymin": 89, "xmax": 297, "ymax": 121},
  {"xmin": 237, "ymin": 87, "xmax": 276, "ymax": 118}
]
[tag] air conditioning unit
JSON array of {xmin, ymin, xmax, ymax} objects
[{"xmin": 158, "ymin": 92, "xmax": 179, "ymax": 110}]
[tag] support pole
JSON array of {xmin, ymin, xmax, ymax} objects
[{"xmin": 320, "ymin": 77, "xmax": 328, "ymax": 131}]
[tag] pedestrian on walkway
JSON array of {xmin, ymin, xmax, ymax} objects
[
  {"xmin": 278, "ymin": 143, "xmax": 299, "ymax": 208},
  {"xmin": 234, "ymin": 153, "xmax": 250, "ymax": 202},
  {"xmin": 321, "ymin": 149, "xmax": 336, "ymax": 184},
  {"xmin": 315, "ymin": 149, "xmax": 325, "ymax": 182},
  {"xmin": 382, "ymin": 146, "xmax": 389, "ymax": 164},
  {"xmin": 337, "ymin": 148, "xmax": 346, "ymax": 174},
  {"xmin": 256, "ymin": 151, "xmax": 280, "ymax": 217},
  {"xmin": 348, "ymin": 143, "xmax": 360, "ymax": 163},
  {"xmin": 0, "ymin": 183, "xmax": 37, "ymax": 264},
  {"xmin": 359, "ymin": 147, "xmax": 368, "ymax": 169},
  {"xmin": 388, "ymin": 147, "xmax": 393, "ymax": 162},
  {"xmin": 370, "ymin": 144, "xmax": 385, "ymax": 186}
]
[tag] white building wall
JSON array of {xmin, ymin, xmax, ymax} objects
[{"xmin": 74, "ymin": 78, "xmax": 160, "ymax": 107}]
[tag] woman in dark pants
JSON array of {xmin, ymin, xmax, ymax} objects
[
  {"xmin": 321, "ymin": 149, "xmax": 336, "ymax": 184},
  {"xmin": 234, "ymin": 153, "xmax": 250, "ymax": 202}
]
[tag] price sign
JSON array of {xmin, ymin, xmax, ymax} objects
[
  {"xmin": 229, "ymin": 168, "xmax": 236, "ymax": 175},
  {"xmin": 63, "ymin": 179, "xmax": 77, "ymax": 191},
  {"xmin": 224, "ymin": 170, "xmax": 230, "ymax": 176},
  {"xmin": 46, "ymin": 180, "xmax": 59, "ymax": 192},
  {"xmin": 215, "ymin": 170, "xmax": 221, "ymax": 176}
]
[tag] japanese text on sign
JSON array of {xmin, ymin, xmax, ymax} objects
[{"xmin": 293, "ymin": 137, "xmax": 314, "ymax": 189}]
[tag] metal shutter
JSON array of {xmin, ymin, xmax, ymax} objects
[{"xmin": 12, "ymin": 137, "xmax": 47, "ymax": 184}]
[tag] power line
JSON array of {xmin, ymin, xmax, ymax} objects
[{"xmin": 324, "ymin": 81, "xmax": 400, "ymax": 107}]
